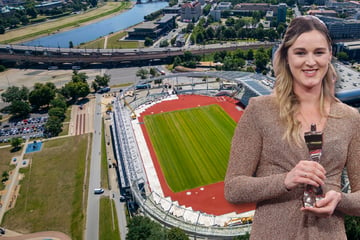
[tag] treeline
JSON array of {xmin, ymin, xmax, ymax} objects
[
  {"xmin": 0, "ymin": 70, "xmax": 110, "ymax": 137},
  {"xmin": 127, "ymin": 215, "xmax": 251, "ymax": 240},
  {"xmin": 0, "ymin": 0, "xmax": 98, "ymax": 34},
  {"xmin": 172, "ymin": 47, "xmax": 272, "ymax": 74},
  {"xmin": 188, "ymin": 17, "xmax": 286, "ymax": 45},
  {"xmin": 144, "ymin": 9, "xmax": 163, "ymax": 21}
]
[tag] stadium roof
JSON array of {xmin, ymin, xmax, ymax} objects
[
  {"xmin": 239, "ymin": 78, "xmax": 272, "ymax": 96},
  {"xmin": 335, "ymin": 89, "xmax": 360, "ymax": 103}
]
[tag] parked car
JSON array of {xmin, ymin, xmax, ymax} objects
[{"xmin": 94, "ymin": 188, "xmax": 104, "ymax": 194}]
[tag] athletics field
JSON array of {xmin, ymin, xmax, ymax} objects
[{"xmin": 138, "ymin": 95, "xmax": 255, "ymax": 216}]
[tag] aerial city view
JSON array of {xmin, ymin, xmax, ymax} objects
[{"xmin": 0, "ymin": 0, "xmax": 359, "ymax": 239}]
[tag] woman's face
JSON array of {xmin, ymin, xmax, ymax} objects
[{"xmin": 287, "ymin": 30, "xmax": 332, "ymax": 92}]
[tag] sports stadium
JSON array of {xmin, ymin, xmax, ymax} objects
[
  {"xmin": 110, "ymin": 69, "xmax": 355, "ymax": 239},
  {"xmin": 109, "ymin": 71, "xmax": 271, "ymax": 239}
]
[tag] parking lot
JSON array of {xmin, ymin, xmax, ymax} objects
[{"xmin": 0, "ymin": 115, "xmax": 48, "ymax": 143}]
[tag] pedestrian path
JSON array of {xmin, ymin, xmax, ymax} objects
[{"xmin": 0, "ymin": 139, "xmax": 29, "ymax": 223}]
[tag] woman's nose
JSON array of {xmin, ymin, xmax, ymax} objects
[{"xmin": 306, "ymin": 54, "xmax": 316, "ymax": 66}]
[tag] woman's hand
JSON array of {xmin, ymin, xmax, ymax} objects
[
  {"xmin": 301, "ymin": 190, "xmax": 342, "ymax": 217},
  {"xmin": 284, "ymin": 160, "xmax": 326, "ymax": 190}
]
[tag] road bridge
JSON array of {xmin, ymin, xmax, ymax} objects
[{"xmin": 0, "ymin": 42, "xmax": 276, "ymax": 68}]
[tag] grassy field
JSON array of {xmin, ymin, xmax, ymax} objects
[
  {"xmin": 99, "ymin": 197, "xmax": 120, "ymax": 240},
  {"xmin": 101, "ymin": 120, "xmax": 109, "ymax": 190},
  {"xmin": 144, "ymin": 104, "xmax": 236, "ymax": 192},
  {"xmin": 2, "ymin": 135, "xmax": 89, "ymax": 239},
  {"xmin": 80, "ymin": 31, "xmax": 143, "ymax": 49},
  {"xmin": 0, "ymin": 146, "xmax": 20, "ymax": 190},
  {"xmin": 0, "ymin": 1, "xmax": 132, "ymax": 44}
]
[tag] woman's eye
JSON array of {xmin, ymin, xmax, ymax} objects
[{"xmin": 295, "ymin": 52, "xmax": 305, "ymax": 55}]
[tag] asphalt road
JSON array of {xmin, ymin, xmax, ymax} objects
[{"xmin": 85, "ymin": 94, "xmax": 102, "ymax": 240}]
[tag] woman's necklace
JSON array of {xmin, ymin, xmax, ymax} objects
[{"xmin": 299, "ymin": 111, "xmax": 325, "ymax": 131}]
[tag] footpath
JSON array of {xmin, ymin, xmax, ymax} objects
[{"xmin": 0, "ymin": 139, "xmax": 29, "ymax": 223}]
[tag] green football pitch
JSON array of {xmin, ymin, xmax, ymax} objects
[{"xmin": 144, "ymin": 104, "xmax": 236, "ymax": 193}]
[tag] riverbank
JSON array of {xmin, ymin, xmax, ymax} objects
[
  {"xmin": 0, "ymin": 1, "xmax": 134, "ymax": 44},
  {"xmin": 78, "ymin": 21, "xmax": 145, "ymax": 49}
]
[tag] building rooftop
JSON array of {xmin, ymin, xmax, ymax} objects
[
  {"xmin": 157, "ymin": 14, "xmax": 178, "ymax": 24},
  {"xmin": 133, "ymin": 22, "xmax": 158, "ymax": 30}
]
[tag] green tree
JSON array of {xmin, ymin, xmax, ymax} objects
[
  {"xmin": 9, "ymin": 100, "xmax": 31, "ymax": 118},
  {"xmin": 276, "ymin": 23, "xmax": 286, "ymax": 37},
  {"xmin": 29, "ymin": 82, "xmax": 56, "ymax": 109},
  {"xmin": 159, "ymin": 40, "xmax": 169, "ymax": 47},
  {"xmin": 89, "ymin": 0, "xmax": 98, "ymax": 7},
  {"xmin": 2, "ymin": 171, "xmax": 9, "ymax": 182},
  {"xmin": 337, "ymin": 51, "xmax": 349, "ymax": 62},
  {"xmin": 45, "ymin": 116, "xmax": 63, "ymax": 137},
  {"xmin": 167, "ymin": 227, "xmax": 189, "ymax": 240},
  {"xmin": 254, "ymin": 48, "xmax": 269, "ymax": 72},
  {"xmin": 247, "ymin": 49, "xmax": 254, "ymax": 60},
  {"xmin": 136, "ymin": 68, "xmax": 149, "ymax": 79},
  {"xmin": 183, "ymin": 51, "xmax": 194, "ymax": 62},
  {"xmin": 126, "ymin": 216, "xmax": 167, "ymax": 240},
  {"xmin": 94, "ymin": 74, "xmax": 111, "ymax": 88},
  {"xmin": 11, "ymin": 137, "xmax": 22, "ymax": 150},
  {"xmin": 20, "ymin": 15, "xmax": 29, "ymax": 25},
  {"xmin": 26, "ymin": 7, "xmax": 37, "ymax": 18},
  {"xmin": 50, "ymin": 95, "xmax": 67, "ymax": 111},
  {"xmin": 173, "ymin": 56, "xmax": 182, "ymax": 67},
  {"xmin": 149, "ymin": 68, "xmax": 158, "ymax": 78},
  {"xmin": 48, "ymin": 107, "xmax": 66, "ymax": 121},
  {"xmin": 205, "ymin": 27, "xmax": 215, "ymax": 39},
  {"xmin": 72, "ymin": 71, "xmax": 88, "ymax": 83},
  {"xmin": 144, "ymin": 37, "xmax": 153, "ymax": 47},
  {"xmin": 0, "ymin": 65, "xmax": 6, "ymax": 72},
  {"xmin": 1, "ymin": 86, "xmax": 29, "ymax": 103},
  {"xmin": 62, "ymin": 81, "xmax": 90, "ymax": 101},
  {"xmin": 91, "ymin": 81, "xmax": 99, "ymax": 92},
  {"xmin": 61, "ymin": 71, "xmax": 90, "ymax": 101}
]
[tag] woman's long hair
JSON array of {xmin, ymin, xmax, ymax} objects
[{"xmin": 273, "ymin": 15, "xmax": 338, "ymax": 145}]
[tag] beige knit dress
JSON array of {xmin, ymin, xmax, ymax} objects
[{"xmin": 224, "ymin": 95, "xmax": 360, "ymax": 240}]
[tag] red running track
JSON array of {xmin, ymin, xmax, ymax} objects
[{"xmin": 138, "ymin": 95, "xmax": 255, "ymax": 216}]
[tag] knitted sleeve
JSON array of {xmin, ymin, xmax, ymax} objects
[{"xmin": 224, "ymin": 97, "xmax": 288, "ymax": 204}]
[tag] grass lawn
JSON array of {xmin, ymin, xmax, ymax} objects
[
  {"xmin": 2, "ymin": 135, "xmax": 89, "ymax": 239},
  {"xmin": 0, "ymin": 1, "xmax": 132, "ymax": 44},
  {"xmin": 0, "ymin": 146, "xmax": 20, "ymax": 190},
  {"xmin": 144, "ymin": 104, "xmax": 236, "ymax": 192},
  {"xmin": 101, "ymin": 120, "xmax": 109, "ymax": 190},
  {"xmin": 80, "ymin": 31, "xmax": 143, "ymax": 49},
  {"xmin": 99, "ymin": 197, "xmax": 120, "ymax": 240}
]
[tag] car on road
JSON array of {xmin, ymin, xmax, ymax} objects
[{"xmin": 94, "ymin": 188, "xmax": 104, "ymax": 194}]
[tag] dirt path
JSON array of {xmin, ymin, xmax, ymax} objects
[{"xmin": 3, "ymin": 230, "xmax": 71, "ymax": 240}]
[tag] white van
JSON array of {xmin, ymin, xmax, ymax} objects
[{"xmin": 94, "ymin": 188, "xmax": 104, "ymax": 194}]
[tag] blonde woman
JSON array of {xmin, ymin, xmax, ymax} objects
[{"xmin": 224, "ymin": 16, "xmax": 360, "ymax": 239}]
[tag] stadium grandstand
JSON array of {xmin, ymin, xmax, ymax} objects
[{"xmin": 109, "ymin": 69, "xmax": 357, "ymax": 239}]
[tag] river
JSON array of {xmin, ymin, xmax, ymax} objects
[{"xmin": 23, "ymin": 1, "xmax": 168, "ymax": 48}]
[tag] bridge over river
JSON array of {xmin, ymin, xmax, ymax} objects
[{"xmin": 0, "ymin": 42, "xmax": 276, "ymax": 68}]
